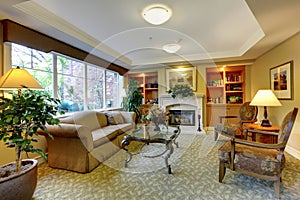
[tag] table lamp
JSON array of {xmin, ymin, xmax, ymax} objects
[
  {"xmin": 250, "ymin": 89, "xmax": 281, "ymax": 127},
  {"xmin": 0, "ymin": 66, "xmax": 43, "ymax": 93}
]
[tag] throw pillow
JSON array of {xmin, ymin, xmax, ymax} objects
[{"xmin": 106, "ymin": 112, "xmax": 125, "ymax": 125}]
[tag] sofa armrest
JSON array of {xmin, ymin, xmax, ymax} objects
[{"xmin": 39, "ymin": 124, "xmax": 94, "ymax": 152}]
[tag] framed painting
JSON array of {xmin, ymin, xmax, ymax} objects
[
  {"xmin": 166, "ymin": 67, "xmax": 196, "ymax": 91},
  {"xmin": 270, "ymin": 61, "xmax": 293, "ymax": 100}
]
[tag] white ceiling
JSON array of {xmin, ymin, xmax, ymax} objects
[{"xmin": 1, "ymin": 0, "xmax": 300, "ymax": 70}]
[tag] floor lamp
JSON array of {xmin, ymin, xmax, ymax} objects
[{"xmin": 250, "ymin": 89, "xmax": 281, "ymax": 127}]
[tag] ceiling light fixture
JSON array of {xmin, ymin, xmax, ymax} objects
[
  {"xmin": 142, "ymin": 4, "xmax": 172, "ymax": 25},
  {"xmin": 163, "ymin": 43, "xmax": 181, "ymax": 53}
]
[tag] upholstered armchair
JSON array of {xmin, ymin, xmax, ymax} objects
[
  {"xmin": 214, "ymin": 101, "xmax": 258, "ymax": 140},
  {"xmin": 218, "ymin": 108, "xmax": 298, "ymax": 198}
]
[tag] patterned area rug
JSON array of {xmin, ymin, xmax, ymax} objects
[
  {"xmin": 103, "ymin": 133, "xmax": 197, "ymax": 174},
  {"xmin": 33, "ymin": 133, "xmax": 300, "ymax": 200}
]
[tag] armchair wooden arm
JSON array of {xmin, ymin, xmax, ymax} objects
[
  {"xmin": 232, "ymin": 138, "xmax": 286, "ymax": 149},
  {"xmin": 243, "ymin": 127, "xmax": 279, "ymax": 142}
]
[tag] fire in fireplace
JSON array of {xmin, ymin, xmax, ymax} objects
[{"xmin": 168, "ymin": 110, "xmax": 195, "ymax": 126}]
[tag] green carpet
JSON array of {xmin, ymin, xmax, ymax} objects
[{"xmin": 33, "ymin": 133, "xmax": 300, "ymax": 200}]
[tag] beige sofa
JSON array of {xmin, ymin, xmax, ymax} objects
[{"xmin": 40, "ymin": 110, "xmax": 135, "ymax": 173}]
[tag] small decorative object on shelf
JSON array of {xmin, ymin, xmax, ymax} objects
[
  {"xmin": 167, "ymin": 84, "xmax": 194, "ymax": 99},
  {"xmin": 228, "ymin": 96, "xmax": 243, "ymax": 104}
]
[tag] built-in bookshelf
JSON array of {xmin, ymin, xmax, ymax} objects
[
  {"xmin": 206, "ymin": 65, "xmax": 245, "ymax": 126},
  {"xmin": 126, "ymin": 72, "xmax": 158, "ymax": 104}
]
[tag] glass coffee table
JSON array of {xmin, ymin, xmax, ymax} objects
[{"xmin": 121, "ymin": 125, "xmax": 181, "ymax": 174}]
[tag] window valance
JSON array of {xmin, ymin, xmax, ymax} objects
[{"xmin": 1, "ymin": 19, "xmax": 128, "ymax": 75}]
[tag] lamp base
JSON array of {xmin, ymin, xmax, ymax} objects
[{"xmin": 261, "ymin": 119, "xmax": 272, "ymax": 127}]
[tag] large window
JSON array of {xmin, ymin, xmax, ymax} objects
[
  {"xmin": 11, "ymin": 44, "xmax": 53, "ymax": 95},
  {"xmin": 11, "ymin": 43, "xmax": 122, "ymax": 113},
  {"xmin": 106, "ymin": 70, "xmax": 119, "ymax": 108},
  {"xmin": 57, "ymin": 55, "xmax": 85, "ymax": 112},
  {"xmin": 87, "ymin": 64, "xmax": 105, "ymax": 110}
]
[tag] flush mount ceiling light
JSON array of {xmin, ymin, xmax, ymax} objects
[
  {"xmin": 163, "ymin": 43, "xmax": 181, "ymax": 53},
  {"xmin": 142, "ymin": 4, "xmax": 172, "ymax": 25}
]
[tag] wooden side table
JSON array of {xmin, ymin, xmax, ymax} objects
[{"xmin": 243, "ymin": 123, "xmax": 280, "ymax": 144}]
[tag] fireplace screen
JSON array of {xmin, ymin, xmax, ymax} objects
[{"xmin": 168, "ymin": 110, "xmax": 195, "ymax": 126}]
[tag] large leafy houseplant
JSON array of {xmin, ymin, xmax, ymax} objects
[
  {"xmin": 0, "ymin": 89, "xmax": 63, "ymax": 175},
  {"xmin": 123, "ymin": 79, "xmax": 144, "ymax": 124},
  {"xmin": 167, "ymin": 84, "xmax": 194, "ymax": 99}
]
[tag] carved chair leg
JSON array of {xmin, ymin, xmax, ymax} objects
[
  {"xmin": 219, "ymin": 162, "xmax": 226, "ymax": 183},
  {"xmin": 274, "ymin": 179, "xmax": 280, "ymax": 199}
]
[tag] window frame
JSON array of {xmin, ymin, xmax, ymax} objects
[{"xmin": 9, "ymin": 42, "xmax": 123, "ymax": 112}]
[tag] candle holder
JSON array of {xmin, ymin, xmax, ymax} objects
[{"xmin": 197, "ymin": 114, "xmax": 201, "ymax": 132}]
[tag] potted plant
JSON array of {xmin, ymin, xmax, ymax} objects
[
  {"xmin": 167, "ymin": 84, "xmax": 195, "ymax": 99},
  {"xmin": 123, "ymin": 79, "xmax": 144, "ymax": 126},
  {"xmin": 0, "ymin": 88, "xmax": 63, "ymax": 200}
]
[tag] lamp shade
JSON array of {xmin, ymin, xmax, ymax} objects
[
  {"xmin": 0, "ymin": 67, "xmax": 43, "ymax": 90},
  {"xmin": 250, "ymin": 89, "xmax": 281, "ymax": 106}
]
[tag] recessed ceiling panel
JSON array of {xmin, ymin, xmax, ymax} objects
[{"xmin": 14, "ymin": 0, "xmax": 264, "ymax": 66}]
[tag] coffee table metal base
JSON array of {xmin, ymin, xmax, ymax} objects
[{"xmin": 121, "ymin": 126, "xmax": 180, "ymax": 174}]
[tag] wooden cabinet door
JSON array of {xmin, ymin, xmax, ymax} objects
[
  {"xmin": 206, "ymin": 104, "xmax": 226, "ymax": 127},
  {"xmin": 206, "ymin": 104, "xmax": 241, "ymax": 127},
  {"xmin": 224, "ymin": 105, "xmax": 240, "ymax": 124}
]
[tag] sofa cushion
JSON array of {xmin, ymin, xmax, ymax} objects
[
  {"xmin": 59, "ymin": 111, "xmax": 103, "ymax": 131},
  {"xmin": 92, "ymin": 126, "xmax": 120, "ymax": 147},
  {"xmin": 106, "ymin": 111, "xmax": 125, "ymax": 125},
  {"xmin": 115, "ymin": 123, "xmax": 133, "ymax": 133},
  {"xmin": 91, "ymin": 123, "xmax": 133, "ymax": 148}
]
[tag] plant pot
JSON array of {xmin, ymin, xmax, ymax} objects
[{"xmin": 0, "ymin": 159, "xmax": 38, "ymax": 200}]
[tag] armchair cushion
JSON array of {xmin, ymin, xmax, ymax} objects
[
  {"xmin": 215, "ymin": 123, "xmax": 241, "ymax": 138},
  {"xmin": 219, "ymin": 141, "xmax": 285, "ymax": 176}
]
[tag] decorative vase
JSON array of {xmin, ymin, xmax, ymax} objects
[
  {"xmin": 154, "ymin": 122, "xmax": 160, "ymax": 131},
  {"xmin": 0, "ymin": 159, "xmax": 38, "ymax": 200}
]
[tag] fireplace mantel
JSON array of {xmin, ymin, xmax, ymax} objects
[{"xmin": 159, "ymin": 94, "xmax": 205, "ymax": 133}]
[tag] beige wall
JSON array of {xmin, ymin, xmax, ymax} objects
[{"xmin": 250, "ymin": 32, "xmax": 300, "ymax": 158}]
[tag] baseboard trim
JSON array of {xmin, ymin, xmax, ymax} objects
[{"xmin": 286, "ymin": 145, "xmax": 300, "ymax": 160}]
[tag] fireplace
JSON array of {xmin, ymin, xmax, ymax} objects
[
  {"xmin": 159, "ymin": 93, "xmax": 205, "ymax": 133},
  {"xmin": 169, "ymin": 110, "xmax": 195, "ymax": 126}
]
